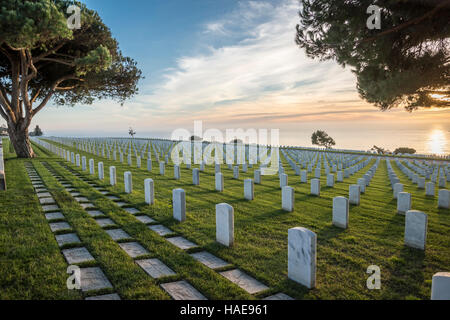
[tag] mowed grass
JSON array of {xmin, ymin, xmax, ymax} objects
[{"xmin": 0, "ymin": 137, "xmax": 449, "ymax": 300}]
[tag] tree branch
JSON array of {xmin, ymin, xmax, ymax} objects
[
  {"xmin": 38, "ymin": 57, "xmax": 75, "ymax": 67},
  {"xmin": 360, "ymin": 0, "xmax": 450, "ymax": 44},
  {"xmin": 32, "ymin": 75, "xmax": 81, "ymax": 115}
]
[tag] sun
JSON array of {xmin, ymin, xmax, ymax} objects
[{"xmin": 427, "ymin": 129, "xmax": 447, "ymax": 155}]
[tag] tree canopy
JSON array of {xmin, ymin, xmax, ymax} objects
[
  {"xmin": 0, "ymin": 0, "xmax": 142, "ymax": 157},
  {"xmin": 393, "ymin": 147, "xmax": 416, "ymax": 154},
  {"xmin": 29, "ymin": 125, "xmax": 43, "ymax": 136},
  {"xmin": 296, "ymin": 0, "xmax": 450, "ymax": 111},
  {"xmin": 311, "ymin": 130, "xmax": 336, "ymax": 148}
]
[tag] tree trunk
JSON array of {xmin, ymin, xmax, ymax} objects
[{"xmin": 7, "ymin": 121, "xmax": 35, "ymax": 158}]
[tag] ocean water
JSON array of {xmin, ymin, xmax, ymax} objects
[{"xmin": 282, "ymin": 128, "xmax": 450, "ymax": 155}]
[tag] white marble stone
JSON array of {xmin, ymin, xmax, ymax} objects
[
  {"xmin": 89, "ymin": 159, "xmax": 95, "ymax": 175},
  {"xmin": 82, "ymin": 156, "xmax": 87, "ymax": 171},
  {"xmin": 326, "ymin": 174, "xmax": 334, "ymax": 187},
  {"xmin": 252, "ymin": 169, "xmax": 260, "ymax": 185},
  {"xmin": 314, "ymin": 167, "xmax": 321, "ymax": 178},
  {"xmin": 288, "ymin": 227, "xmax": 316, "ymax": 289},
  {"xmin": 173, "ymin": 188, "xmax": 186, "ymax": 222},
  {"xmin": 109, "ymin": 166, "xmax": 116, "ymax": 186},
  {"xmin": 393, "ymin": 183, "xmax": 403, "ymax": 199},
  {"xmin": 425, "ymin": 182, "xmax": 435, "ymax": 196},
  {"xmin": 173, "ymin": 165, "xmax": 180, "ymax": 180},
  {"xmin": 106, "ymin": 228, "xmax": 131, "ymax": 241},
  {"xmin": 418, "ymin": 177, "xmax": 425, "ymax": 189},
  {"xmin": 233, "ymin": 166, "xmax": 239, "ymax": 179},
  {"xmin": 431, "ymin": 272, "xmax": 450, "ymax": 300},
  {"xmin": 216, "ymin": 203, "xmax": 234, "ymax": 247},
  {"xmin": 337, "ymin": 171, "xmax": 343, "ymax": 182},
  {"xmin": 397, "ymin": 192, "xmax": 411, "ymax": 215},
  {"xmin": 192, "ymin": 168, "xmax": 200, "ymax": 185},
  {"xmin": 244, "ymin": 179, "xmax": 254, "ymax": 200},
  {"xmin": 215, "ymin": 172, "xmax": 224, "ymax": 192},
  {"xmin": 357, "ymin": 178, "xmax": 366, "ymax": 193},
  {"xmin": 404, "ymin": 210, "xmax": 427, "ymax": 250},
  {"xmin": 349, "ymin": 185, "xmax": 360, "ymax": 205},
  {"xmin": 300, "ymin": 170, "xmax": 307, "ymax": 183},
  {"xmin": 55, "ymin": 233, "xmax": 80, "ymax": 247},
  {"xmin": 310, "ymin": 178, "xmax": 320, "ymax": 196},
  {"xmin": 332, "ymin": 196, "xmax": 349, "ymax": 229},
  {"xmin": 438, "ymin": 189, "xmax": 450, "ymax": 209},
  {"xmin": 280, "ymin": 173, "xmax": 288, "ymax": 189},
  {"xmin": 136, "ymin": 156, "xmax": 141, "ymax": 168},
  {"xmin": 98, "ymin": 162, "xmax": 104, "ymax": 180},
  {"xmin": 124, "ymin": 171, "xmax": 132, "ymax": 194},
  {"xmin": 147, "ymin": 159, "xmax": 152, "ymax": 171},
  {"xmin": 148, "ymin": 224, "xmax": 174, "ymax": 236},
  {"xmin": 159, "ymin": 161, "xmax": 165, "ymax": 175},
  {"xmin": 282, "ymin": 186, "xmax": 294, "ymax": 212},
  {"xmin": 144, "ymin": 178, "xmax": 154, "ymax": 205}
]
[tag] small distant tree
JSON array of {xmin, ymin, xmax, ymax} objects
[
  {"xmin": 394, "ymin": 147, "xmax": 416, "ymax": 154},
  {"xmin": 190, "ymin": 135, "xmax": 202, "ymax": 141},
  {"xmin": 311, "ymin": 130, "xmax": 335, "ymax": 148},
  {"xmin": 30, "ymin": 125, "xmax": 43, "ymax": 136},
  {"xmin": 371, "ymin": 145, "xmax": 390, "ymax": 154},
  {"xmin": 128, "ymin": 127, "xmax": 136, "ymax": 138}
]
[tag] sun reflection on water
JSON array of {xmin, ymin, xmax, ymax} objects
[{"xmin": 427, "ymin": 129, "xmax": 447, "ymax": 155}]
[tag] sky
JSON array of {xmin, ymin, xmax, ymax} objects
[{"xmin": 4, "ymin": 0, "xmax": 449, "ymax": 154}]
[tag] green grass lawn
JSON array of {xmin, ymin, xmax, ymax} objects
[{"xmin": 0, "ymin": 137, "xmax": 448, "ymax": 300}]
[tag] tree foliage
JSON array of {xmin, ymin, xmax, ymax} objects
[
  {"xmin": 393, "ymin": 147, "xmax": 416, "ymax": 154},
  {"xmin": 29, "ymin": 124, "xmax": 43, "ymax": 136},
  {"xmin": 311, "ymin": 130, "xmax": 336, "ymax": 148},
  {"xmin": 371, "ymin": 145, "xmax": 390, "ymax": 154},
  {"xmin": 128, "ymin": 127, "xmax": 136, "ymax": 138},
  {"xmin": 296, "ymin": 0, "xmax": 450, "ymax": 111},
  {"xmin": 0, "ymin": 0, "xmax": 142, "ymax": 157}
]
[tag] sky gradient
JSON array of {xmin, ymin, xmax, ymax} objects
[{"xmin": 2, "ymin": 0, "xmax": 449, "ymax": 154}]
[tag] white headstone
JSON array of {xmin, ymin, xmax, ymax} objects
[
  {"xmin": 418, "ymin": 177, "xmax": 425, "ymax": 189},
  {"xmin": 282, "ymin": 186, "xmax": 294, "ymax": 212},
  {"xmin": 173, "ymin": 188, "xmax": 186, "ymax": 222},
  {"xmin": 310, "ymin": 178, "xmax": 320, "ymax": 196},
  {"xmin": 431, "ymin": 272, "xmax": 450, "ymax": 300},
  {"xmin": 76, "ymin": 154, "xmax": 80, "ymax": 167},
  {"xmin": 216, "ymin": 203, "xmax": 234, "ymax": 247},
  {"xmin": 109, "ymin": 166, "xmax": 116, "ymax": 186},
  {"xmin": 357, "ymin": 178, "xmax": 366, "ymax": 193},
  {"xmin": 124, "ymin": 171, "xmax": 132, "ymax": 194},
  {"xmin": 337, "ymin": 171, "xmax": 343, "ymax": 182},
  {"xmin": 300, "ymin": 170, "xmax": 307, "ymax": 183},
  {"xmin": 174, "ymin": 165, "xmax": 180, "ymax": 180},
  {"xmin": 397, "ymin": 192, "xmax": 411, "ymax": 215},
  {"xmin": 159, "ymin": 161, "xmax": 165, "ymax": 175},
  {"xmin": 438, "ymin": 189, "xmax": 449, "ymax": 209},
  {"xmin": 215, "ymin": 172, "xmax": 224, "ymax": 192},
  {"xmin": 144, "ymin": 178, "xmax": 154, "ymax": 205},
  {"xmin": 98, "ymin": 162, "xmax": 104, "ymax": 180},
  {"xmin": 349, "ymin": 185, "xmax": 360, "ymax": 205},
  {"xmin": 404, "ymin": 210, "xmax": 427, "ymax": 250},
  {"xmin": 136, "ymin": 156, "xmax": 141, "ymax": 168},
  {"xmin": 89, "ymin": 159, "xmax": 95, "ymax": 175},
  {"xmin": 326, "ymin": 174, "xmax": 334, "ymax": 187},
  {"xmin": 233, "ymin": 166, "xmax": 239, "ymax": 179},
  {"xmin": 193, "ymin": 168, "xmax": 200, "ymax": 185},
  {"xmin": 288, "ymin": 227, "xmax": 316, "ymax": 289},
  {"xmin": 425, "ymin": 182, "xmax": 435, "ymax": 196},
  {"xmin": 280, "ymin": 173, "xmax": 288, "ymax": 188},
  {"xmin": 82, "ymin": 156, "xmax": 86, "ymax": 171},
  {"xmin": 244, "ymin": 179, "xmax": 254, "ymax": 200},
  {"xmin": 332, "ymin": 196, "xmax": 349, "ymax": 229},
  {"xmin": 314, "ymin": 168, "xmax": 321, "ymax": 178},
  {"xmin": 254, "ymin": 169, "xmax": 261, "ymax": 184},
  {"xmin": 147, "ymin": 159, "xmax": 152, "ymax": 171},
  {"xmin": 393, "ymin": 183, "xmax": 403, "ymax": 199}
]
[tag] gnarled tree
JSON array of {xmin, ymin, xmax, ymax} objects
[
  {"xmin": 296, "ymin": 0, "xmax": 450, "ymax": 111},
  {"xmin": 311, "ymin": 130, "xmax": 336, "ymax": 148},
  {"xmin": 0, "ymin": 0, "xmax": 142, "ymax": 157}
]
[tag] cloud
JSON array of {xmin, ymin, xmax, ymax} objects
[{"xmin": 139, "ymin": 0, "xmax": 362, "ymax": 122}]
